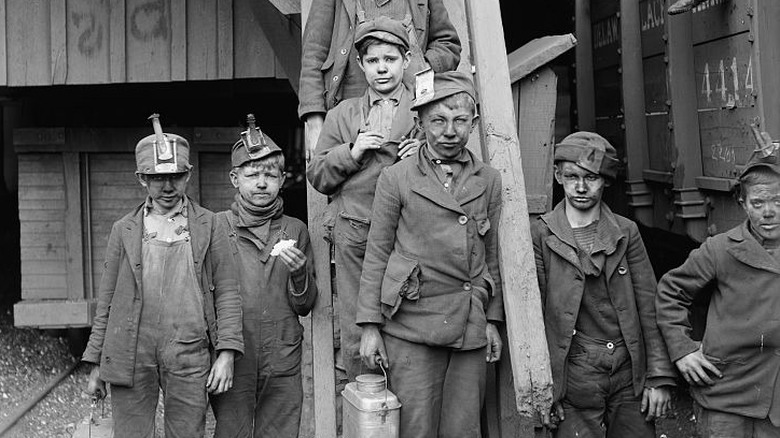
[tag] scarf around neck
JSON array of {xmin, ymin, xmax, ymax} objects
[{"xmin": 231, "ymin": 193, "xmax": 284, "ymax": 243}]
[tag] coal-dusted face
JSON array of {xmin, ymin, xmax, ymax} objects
[
  {"xmin": 554, "ymin": 161, "xmax": 606, "ymax": 213},
  {"xmin": 138, "ymin": 172, "xmax": 190, "ymax": 214}
]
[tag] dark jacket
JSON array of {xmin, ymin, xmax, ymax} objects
[
  {"xmin": 298, "ymin": 0, "xmax": 461, "ymax": 119},
  {"xmin": 657, "ymin": 221, "xmax": 780, "ymax": 419},
  {"xmin": 532, "ymin": 202, "xmax": 675, "ymax": 401},
  {"xmin": 306, "ymin": 86, "xmax": 417, "ymax": 224},
  {"xmin": 218, "ymin": 211, "xmax": 317, "ymax": 376},
  {"xmin": 356, "ymin": 146, "xmax": 504, "ymax": 350},
  {"xmin": 82, "ymin": 198, "xmax": 243, "ymax": 387}
]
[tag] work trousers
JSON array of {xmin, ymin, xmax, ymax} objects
[
  {"xmin": 555, "ymin": 333, "xmax": 654, "ymax": 438},
  {"xmin": 333, "ymin": 214, "xmax": 372, "ymax": 380},
  {"xmin": 111, "ymin": 239, "xmax": 210, "ymax": 438},
  {"xmin": 384, "ymin": 333, "xmax": 486, "ymax": 438},
  {"xmin": 695, "ymin": 403, "xmax": 780, "ymax": 438},
  {"xmin": 211, "ymin": 372, "xmax": 302, "ymax": 438}
]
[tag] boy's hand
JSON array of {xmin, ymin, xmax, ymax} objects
[
  {"xmin": 207, "ymin": 350, "xmax": 235, "ymax": 395},
  {"xmin": 85, "ymin": 364, "xmax": 106, "ymax": 400},
  {"xmin": 360, "ymin": 324, "xmax": 389, "ymax": 370},
  {"xmin": 541, "ymin": 401, "xmax": 565, "ymax": 429},
  {"xmin": 304, "ymin": 114, "xmax": 324, "ymax": 161},
  {"xmin": 351, "ymin": 131, "xmax": 384, "ymax": 162},
  {"xmin": 397, "ymin": 137, "xmax": 421, "ymax": 160},
  {"xmin": 641, "ymin": 386, "xmax": 672, "ymax": 421},
  {"xmin": 485, "ymin": 323, "xmax": 502, "ymax": 362},
  {"xmin": 279, "ymin": 246, "xmax": 307, "ymax": 275},
  {"xmin": 675, "ymin": 347, "xmax": 722, "ymax": 386}
]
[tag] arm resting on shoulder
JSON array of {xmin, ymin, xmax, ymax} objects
[{"xmin": 424, "ymin": 0, "xmax": 462, "ymax": 73}]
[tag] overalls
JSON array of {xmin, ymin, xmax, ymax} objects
[
  {"xmin": 211, "ymin": 214, "xmax": 308, "ymax": 438},
  {"xmin": 111, "ymin": 214, "xmax": 210, "ymax": 438}
]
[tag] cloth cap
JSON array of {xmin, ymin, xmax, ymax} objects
[
  {"xmin": 354, "ymin": 16, "xmax": 410, "ymax": 51},
  {"xmin": 411, "ymin": 71, "xmax": 476, "ymax": 111},
  {"xmin": 231, "ymin": 121, "xmax": 283, "ymax": 168},
  {"xmin": 554, "ymin": 131, "xmax": 620, "ymax": 180},
  {"xmin": 135, "ymin": 133, "xmax": 192, "ymax": 175}
]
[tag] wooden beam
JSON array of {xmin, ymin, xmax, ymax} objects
[
  {"xmin": 63, "ymin": 152, "xmax": 85, "ymax": 302},
  {"xmin": 0, "ymin": 1, "xmax": 7, "ymax": 86},
  {"xmin": 465, "ymin": 0, "xmax": 554, "ymax": 422},
  {"xmin": 249, "ymin": 0, "xmax": 302, "ymax": 94},
  {"xmin": 620, "ymin": 0, "xmax": 653, "ymax": 225},
  {"xmin": 515, "ymin": 67, "xmax": 557, "ymax": 215},
  {"xmin": 171, "ymin": 0, "xmax": 187, "ymax": 81},
  {"xmin": 300, "ymin": 1, "xmax": 338, "ymax": 437},
  {"xmin": 268, "ymin": 0, "xmax": 301, "ymax": 15},
  {"xmin": 574, "ymin": 0, "xmax": 596, "ymax": 131},
  {"xmin": 507, "ymin": 34, "xmax": 576, "ymax": 84},
  {"xmin": 50, "ymin": 0, "xmax": 67, "ymax": 85},
  {"xmin": 109, "ymin": 0, "xmax": 126, "ymax": 83},
  {"xmin": 217, "ymin": 0, "xmax": 234, "ymax": 79},
  {"xmin": 666, "ymin": 1, "xmax": 707, "ymax": 241},
  {"xmin": 13, "ymin": 300, "xmax": 95, "ymax": 328}
]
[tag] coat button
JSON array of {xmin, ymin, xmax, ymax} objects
[
  {"xmin": 341, "ymin": 48, "xmax": 348, "ymax": 55},
  {"xmin": 463, "ymin": 282, "xmax": 472, "ymax": 291},
  {"xmin": 618, "ymin": 266, "xmax": 627, "ymax": 275},
  {"xmin": 458, "ymin": 215, "xmax": 468, "ymax": 225}
]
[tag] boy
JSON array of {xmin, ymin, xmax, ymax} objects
[
  {"xmin": 307, "ymin": 16, "xmax": 421, "ymax": 380},
  {"xmin": 299, "ymin": 0, "xmax": 461, "ymax": 148},
  {"xmin": 657, "ymin": 134, "xmax": 780, "ymax": 437},
  {"xmin": 357, "ymin": 71, "xmax": 503, "ymax": 437},
  {"xmin": 82, "ymin": 114, "xmax": 243, "ymax": 438},
  {"xmin": 532, "ymin": 132, "xmax": 676, "ymax": 437},
  {"xmin": 211, "ymin": 116, "xmax": 317, "ymax": 438}
]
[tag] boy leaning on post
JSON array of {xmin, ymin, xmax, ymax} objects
[
  {"xmin": 81, "ymin": 115, "xmax": 243, "ymax": 438},
  {"xmin": 210, "ymin": 115, "xmax": 317, "ymax": 438},
  {"xmin": 307, "ymin": 16, "xmax": 423, "ymax": 380}
]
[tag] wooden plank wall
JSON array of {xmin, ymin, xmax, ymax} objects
[
  {"xmin": 2, "ymin": 0, "xmax": 284, "ymax": 86},
  {"xmin": 18, "ymin": 153, "xmax": 69, "ymax": 300},
  {"xmin": 87, "ymin": 154, "xmax": 146, "ymax": 296},
  {"xmin": 15, "ymin": 128, "xmax": 237, "ymax": 307}
]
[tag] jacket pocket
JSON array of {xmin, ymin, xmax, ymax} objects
[
  {"xmin": 380, "ymin": 251, "xmax": 420, "ymax": 319},
  {"xmin": 336, "ymin": 211, "xmax": 370, "ymax": 246}
]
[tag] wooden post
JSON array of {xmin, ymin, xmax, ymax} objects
[
  {"xmin": 300, "ymin": 0, "xmax": 337, "ymax": 437},
  {"xmin": 619, "ymin": 0, "xmax": 654, "ymax": 225},
  {"xmin": 575, "ymin": 0, "xmax": 596, "ymax": 131},
  {"xmin": 666, "ymin": 1, "xmax": 706, "ymax": 241},
  {"xmin": 465, "ymin": 0, "xmax": 553, "ymax": 423}
]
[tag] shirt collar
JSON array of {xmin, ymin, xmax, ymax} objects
[
  {"xmin": 368, "ymin": 84, "xmax": 404, "ymax": 107},
  {"xmin": 423, "ymin": 144, "xmax": 470, "ymax": 165},
  {"xmin": 144, "ymin": 195, "xmax": 188, "ymax": 218}
]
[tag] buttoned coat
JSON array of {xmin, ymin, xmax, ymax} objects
[
  {"xmin": 82, "ymin": 198, "xmax": 243, "ymax": 387},
  {"xmin": 298, "ymin": 0, "xmax": 461, "ymax": 118},
  {"xmin": 532, "ymin": 202, "xmax": 675, "ymax": 401},
  {"xmin": 356, "ymin": 146, "xmax": 504, "ymax": 350},
  {"xmin": 657, "ymin": 221, "xmax": 780, "ymax": 419},
  {"xmin": 307, "ymin": 86, "xmax": 417, "ymax": 224}
]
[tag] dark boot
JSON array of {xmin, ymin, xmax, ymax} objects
[{"xmin": 668, "ymin": 0, "xmax": 706, "ymax": 15}]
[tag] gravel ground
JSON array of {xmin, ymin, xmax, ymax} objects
[
  {"xmin": 0, "ymin": 308, "xmax": 92, "ymax": 438},
  {"xmin": 1, "ymin": 303, "xmax": 698, "ymax": 438}
]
